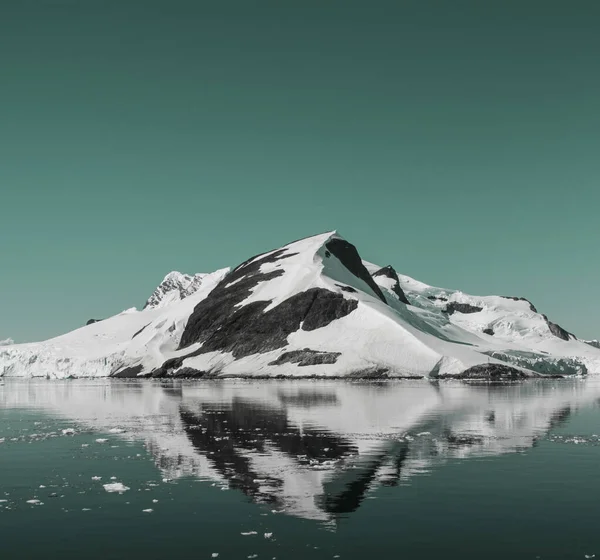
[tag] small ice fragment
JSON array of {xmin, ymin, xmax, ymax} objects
[
  {"xmin": 39, "ymin": 485, "xmax": 46, "ymax": 489},
  {"xmin": 264, "ymin": 533, "xmax": 273, "ymax": 539},
  {"xmin": 152, "ymin": 499, "xmax": 158, "ymax": 503},
  {"xmin": 110, "ymin": 476, "xmax": 117, "ymax": 480},
  {"xmin": 109, "ymin": 428, "xmax": 124, "ymax": 434},
  {"xmin": 91, "ymin": 476, "xmax": 102, "ymax": 481},
  {"xmin": 248, "ymin": 556, "xmax": 258, "ymax": 559},
  {"xmin": 584, "ymin": 555, "xmax": 595, "ymax": 559},
  {"xmin": 82, "ymin": 508, "xmax": 91, "ymax": 511},
  {"xmin": 0, "ymin": 500, "xmax": 8, "ymax": 503},
  {"xmin": 103, "ymin": 483, "xmax": 130, "ymax": 494},
  {"xmin": 96, "ymin": 439, "xmax": 108, "ymax": 444},
  {"xmin": 211, "ymin": 554, "xmax": 219, "ymax": 558},
  {"xmin": 142, "ymin": 509, "xmax": 153, "ymax": 513},
  {"xmin": 26, "ymin": 499, "xmax": 42, "ymax": 505},
  {"xmin": 241, "ymin": 531, "xmax": 258, "ymax": 536},
  {"xmin": 62, "ymin": 428, "xmax": 76, "ymax": 436}
]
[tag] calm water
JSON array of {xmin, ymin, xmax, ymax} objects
[{"xmin": 1, "ymin": 378, "xmax": 600, "ymax": 559}]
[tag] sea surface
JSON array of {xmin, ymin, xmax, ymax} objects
[{"xmin": 1, "ymin": 377, "xmax": 599, "ymax": 559}]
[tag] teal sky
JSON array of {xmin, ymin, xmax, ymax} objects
[{"xmin": 1, "ymin": 0, "xmax": 599, "ymax": 343}]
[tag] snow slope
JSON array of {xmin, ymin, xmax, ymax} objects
[{"xmin": 1, "ymin": 231, "xmax": 598, "ymax": 378}]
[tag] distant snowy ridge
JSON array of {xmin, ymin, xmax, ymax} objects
[
  {"xmin": 1, "ymin": 231, "xmax": 599, "ymax": 379},
  {"xmin": 0, "ymin": 338, "xmax": 14, "ymax": 346}
]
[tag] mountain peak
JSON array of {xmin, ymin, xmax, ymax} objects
[{"xmin": 144, "ymin": 271, "xmax": 208, "ymax": 309}]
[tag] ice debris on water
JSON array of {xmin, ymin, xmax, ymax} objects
[
  {"xmin": 142, "ymin": 509, "xmax": 153, "ymax": 513},
  {"xmin": 584, "ymin": 555, "xmax": 595, "ymax": 559},
  {"xmin": 96, "ymin": 438, "xmax": 108, "ymax": 444},
  {"xmin": 103, "ymin": 483, "xmax": 130, "ymax": 494},
  {"xmin": 91, "ymin": 476, "xmax": 102, "ymax": 481},
  {"xmin": 27, "ymin": 499, "xmax": 42, "ymax": 505},
  {"xmin": 241, "ymin": 531, "xmax": 258, "ymax": 536},
  {"xmin": 62, "ymin": 428, "xmax": 76, "ymax": 436},
  {"xmin": 211, "ymin": 554, "xmax": 219, "ymax": 558},
  {"xmin": 264, "ymin": 533, "xmax": 273, "ymax": 539}
]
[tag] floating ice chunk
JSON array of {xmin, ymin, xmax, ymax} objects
[
  {"xmin": 62, "ymin": 428, "xmax": 76, "ymax": 436},
  {"xmin": 264, "ymin": 533, "xmax": 273, "ymax": 539},
  {"xmin": 103, "ymin": 483, "xmax": 130, "ymax": 494},
  {"xmin": 584, "ymin": 555, "xmax": 595, "ymax": 559},
  {"xmin": 241, "ymin": 531, "xmax": 258, "ymax": 536},
  {"xmin": 91, "ymin": 476, "xmax": 102, "ymax": 481},
  {"xmin": 109, "ymin": 428, "xmax": 124, "ymax": 434},
  {"xmin": 152, "ymin": 499, "xmax": 158, "ymax": 503},
  {"xmin": 26, "ymin": 499, "xmax": 42, "ymax": 505},
  {"xmin": 96, "ymin": 438, "xmax": 108, "ymax": 444},
  {"xmin": 142, "ymin": 509, "xmax": 153, "ymax": 513},
  {"xmin": 211, "ymin": 554, "xmax": 219, "ymax": 558}
]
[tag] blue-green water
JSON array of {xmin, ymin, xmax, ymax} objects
[{"xmin": 1, "ymin": 378, "xmax": 600, "ymax": 559}]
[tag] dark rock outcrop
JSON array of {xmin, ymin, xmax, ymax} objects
[
  {"xmin": 444, "ymin": 302, "xmax": 483, "ymax": 315},
  {"xmin": 86, "ymin": 319, "xmax": 102, "ymax": 326},
  {"xmin": 542, "ymin": 315, "xmax": 574, "ymax": 341},
  {"xmin": 585, "ymin": 340, "xmax": 600, "ymax": 349},
  {"xmin": 501, "ymin": 296, "xmax": 538, "ymax": 313},
  {"xmin": 372, "ymin": 265, "xmax": 410, "ymax": 304},
  {"xmin": 427, "ymin": 295, "xmax": 448, "ymax": 302},
  {"xmin": 268, "ymin": 348, "xmax": 341, "ymax": 367},
  {"xmin": 435, "ymin": 363, "xmax": 528, "ymax": 380},
  {"xmin": 325, "ymin": 238, "xmax": 386, "ymax": 303},
  {"xmin": 482, "ymin": 327, "xmax": 494, "ymax": 336},
  {"xmin": 335, "ymin": 284, "xmax": 357, "ymax": 293},
  {"xmin": 159, "ymin": 247, "xmax": 360, "ymax": 375}
]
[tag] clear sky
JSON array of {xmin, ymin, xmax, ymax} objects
[{"xmin": 1, "ymin": 0, "xmax": 599, "ymax": 343}]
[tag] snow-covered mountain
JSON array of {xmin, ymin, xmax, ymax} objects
[{"xmin": 1, "ymin": 231, "xmax": 599, "ymax": 379}]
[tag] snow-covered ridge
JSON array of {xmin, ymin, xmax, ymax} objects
[
  {"xmin": 144, "ymin": 271, "xmax": 211, "ymax": 309},
  {"xmin": 1, "ymin": 231, "xmax": 599, "ymax": 379}
]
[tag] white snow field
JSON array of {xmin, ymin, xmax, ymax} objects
[{"xmin": 1, "ymin": 231, "xmax": 598, "ymax": 379}]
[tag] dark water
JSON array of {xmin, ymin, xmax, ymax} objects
[{"xmin": 1, "ymin": 378, "xmax": 600, "ymax": 559}]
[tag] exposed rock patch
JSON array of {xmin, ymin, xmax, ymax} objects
[
  {"xmin": 434, "ymin": 363, "xmax": 528, "ymax": 380},
  {"xmin": 482, "ymin": 327, "xmax": 494, "ymax": 336},
  {"xmin": 86, "ymin": 319, "xmax": 102, "ymax": 326},
  {"xmin": 427, "ymin": 295, "xmax": 448, "ymax": 302},
  {"xmin": 268, "ymin": 348, "xmax": 341, "ymax": 367},
  {"xmin": 444, "ymin": 303, "xmax": 483, "ymax": 315}
]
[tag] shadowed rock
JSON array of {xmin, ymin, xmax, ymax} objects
[
  {"xmin": 435, "ymin": 363, "xmax": 528, "ymax": 380},
  {"xmin": 372, "ymin": 265, "xmax": 410, "ymax": 304},
  {"xmin": 325, "ymin": 238, "xmax": 386, "ymax": 303},
  {"xmin": 542, "ymin": 315, "xmax": 574, "ymax": 341},
  {"xmin": 268, "ymin": 348, "xmax": 341, "ymax": 367},
  {"xmin": 444, "ymin": 302, "xmax": 483, "ymax": 315}
]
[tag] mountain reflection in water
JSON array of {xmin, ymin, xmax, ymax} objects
[{"xmin": 1, "ymin": 378, "xmax": 598, "ymax": 523}]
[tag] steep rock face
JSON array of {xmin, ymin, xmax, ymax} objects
[
  {"xmin": 144, "ymin": 271, "xmax": 208, "ymax": 309},
  {"xmin": 324, "ymin": 238, "xmax": 386, "ymax": 303},
  {"xmin": 585, "ymin": 340, "xmax": 600, "ymax": 349},
  {"xmin": 176, "ymin": 246, "xmax": 359, "ymax": 361},
  {"xmin": 372, "ymin": 265, "xmax": 410, "ymax": 304},
  {"xmin": 542, "ymin": 314, "xmax": 574, "ymax": 341}
]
